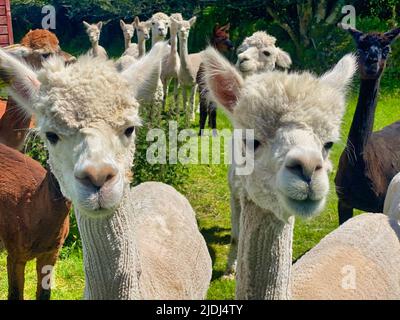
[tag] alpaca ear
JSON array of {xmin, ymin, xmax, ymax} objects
[
  {"xmin": 221, "ymin": 23, "xmax": 230, "ymax": 31},
  {"xmin": 0, "ymin": 48, "xmax": 41, "ymax": 114},
  {"xmin": 83, "ymin": 21, "xmax": 91, "ymax": 29},
  {"xmin": 97, "ymin": 21, "xmax": 103, "ymax": 30},
  {"xmin": 134, "ymin": 16, "xmax": 140, "ymax": 28},
  {"xmin": 189, "ymin": 16, "xmax": 197, "ymax": 27},
  {"xmin": 121, "ymin": 42, "xmax": 168, "ymax": 103},
  {"xmin": 4, "ymin": 44, "xmax": 33, "ymax": 58},
  {"xmin": 120, "ymin": 20, "xmax": 126, "ymax": 29},
  {"xmin": 320, "ymin": 53, "xmax": 357, "ymax": 93},
  {"xmin": 338, "ymin": 23, "xmax": 363, "ymax": 43},
  {"xmin": 275, "ymin": 48, "xmax": 292, "ymax": 69},
  {"xmin": 384, "ymin": 27, "xmax": 400, "ymax": 45},
  {"xmin": 202, "ymin": 47, "xmax": 243, "ymax": 113}
]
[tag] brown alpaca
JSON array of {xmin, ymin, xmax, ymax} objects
[
  {"xmin": 0, "ymin": 143, "xmax": 71, "ymax": 300},
  {"xmin": 335, "ymin": 26, "xmax": 400, "ymax": 224},
  {"xmin": 0, "ymin": 29, "xmax": 75, "ymax": 150}
]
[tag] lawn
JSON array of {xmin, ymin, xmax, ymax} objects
[{"xmin": 0, "ymin": 88, "xmax": 399, "ymax": 300}]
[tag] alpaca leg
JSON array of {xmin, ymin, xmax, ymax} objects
[
  {"xmin": 189, "ymin": 84, "xmax": 198, "ymax": 122},
  {"xmin": 182, "ymin": 86, "xmax": 189, "ymax": 126},
  {"xmin": 224, "ymin": 190, "xmax": 241, "ymax": 279},
  {"xmin": 338, "ymin": 201, "xmax": 354, "ymax": 225},
  {"xmin": 209, "ymin": 102, "xmax": 218, "ymax": 137},
  {"xmin": 173, "ymin": 78, "xmax": 180, "ymax": 116},
  {"xmin": 198, "ymin": 92, "xmax": 208, "ymax": 136},
  {"xmin": 36, "ymin": 250, "xmax": 59, "ymax": 300},
  {"xmin": 7, "ymin": 255, "xmax": 27, "ymax": 300},
  {"xmin": 162, "ymin": 78, "xmax": 170, "ymax": 114}
]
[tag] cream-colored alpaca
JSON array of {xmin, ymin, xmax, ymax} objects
[
  {"xmin": 293, "ymin": 174, "xmax": 400, "ymax": 299},
  {"xmin": 160, "ymin": 13, "xmax": 182, "ymax": 114},
  {"xmin": 236, "ymin": 31, "xmax": 292, "ymax": 77},
  {"xmin": 172, "ymin": 16, "xmax": 200, "ymax": 125},
  {"xmin": 115, "ymin": 20, "xmax": 138, "ymax": 72},
  {"xmin": 134, "ymin": 16, "xmax": 150, "ymax": 57},
  {"xmin": 83, "ymin": 21, "xmax": 108, "ymax": 59},
  {"xmin": 0, "ymin": 43, "xmax": 212, "ymax": 300},
  {"xmin": 225, "ymin": 31, "xmax": 293, "ymax": 278}
]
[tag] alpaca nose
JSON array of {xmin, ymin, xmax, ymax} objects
[
  {"xmin": 285, "ymin": 150, "xmax": 323, "ymax": 183},
  {"xmin": 75, "ymin": 164, "xmax": 118, "ymax": 189},
  {"xmin": 239, "ymin": 56, "xmax": 249, "ymax": 63}
]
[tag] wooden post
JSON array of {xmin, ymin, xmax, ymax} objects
[{"xmin": 0, "ymin": 0, "xmax": 13, "ymax": 47}]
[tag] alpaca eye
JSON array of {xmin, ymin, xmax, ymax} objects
[
  {"xmin": 243, "ymin": 139, "xmax": 261, "ymax": 151},
  {"xmin": 263, "ymin": 51, "xmax": 271, "ymax": 57},
  {"xmin": 42, "ymin": 53, "xmax": 51, "ymax": 59},
  {"xmin": 324, "ymin": 142, "xmax": 334, "ymax": 150},
  {"xmin": 46, "ymin": 132, "xmax": 60, "ymax": 145},
  {"xmin": 124, "ymin": 127, "xmax": 135, "ymax": 138}
]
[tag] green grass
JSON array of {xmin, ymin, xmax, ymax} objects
[{"xmin": 0, "ymin": 89, "xmax": 398, "ymax": 300}]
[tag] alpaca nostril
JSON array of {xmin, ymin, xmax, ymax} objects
[
  {"xmin": 285, "ymin": 154, "xmax": 323, "ymax": 183},
  {"xmin": 240, "ymin": 57, "xmax": 249, "ymax": 63}
]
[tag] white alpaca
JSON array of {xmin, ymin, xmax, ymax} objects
[
  {"xmin": 225, "ymin": 31, "xmax": 293, "ymax": 277},
  {"xmin": 0, "ymin": 43, "xmax": 212, "ymax": 300},
  {"xmin": 115, "ymin": 19, "xmax": 139, "ymax": 72},
  {"xmin": 83, "ymin": 21, "xmax": 108, "ymax": 59},
  {"xmin": 384, "ymin": 172, "xmax": 400, "ymax": 221},
  {"xmin": 171, "ymin": 16, "xmax": 200, "ymax": 125},
  {"xmin": 161, "ymin": 13, "xmax": 182, "ymax": 115},
  {"xmin": 236, "ymin": 31, "xmax": 292, "ymax": 77}
]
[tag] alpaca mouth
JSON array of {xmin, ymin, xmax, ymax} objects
[{"xmin": 281, "ymin": 194, "xmax": 325, "ymax": 218}]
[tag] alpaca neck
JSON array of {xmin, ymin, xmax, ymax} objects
[
  {"xmin": 124, "ymin": 36, "xmax": 132, "ymax": 51},
  {"xmin": 76, "ymin": 189, "xmax": 142, "ymax": 300},
  {"xmin": 152, "ymin": 34, "xmax": 164, "ymax": 47},
  {"xmin": 347, "ymin": 77, "xmax": 381, "ymax": 156},
  {"xmin": 178, "ymin": 35, "xmax": 190, "ymax": 70},
  {"xmin": 138, "ymin": 36, "xmax": 146, "ymax": 57},
  {"xmin": 91, "ymin": 41, "xmax": 101, "ymax": 57},
  {"xmin": 236, "ymin": 196, "xmax": 293, "ymax": 300},
  {"xmin": 0, "ymin": 98, "xmax": 31, "ymax": 150}
]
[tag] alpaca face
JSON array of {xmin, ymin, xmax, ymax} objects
[
  {"xmin": 83, "ymin": 21, "xmax": 103, "ymax": 44},
  {"xmin": 135, "ymin": 22, "xmax": 150, "ymax": 41},
  {"xmin": 173, "ymin": 17, "xmax": 197, "ymax": 41},
  {"xmin": 203, "ymin": 48, "xmax": 356, "ymax": 222},
  {"xmin": 236, "ymin": 44, "xmax": 291, "ymax": 77},
  {"xmin": 0, "ymin": 44, "xmax": 166, "ymax": 218},
  {"xmin": 120, "ymin": 20, "xmax": 135, "ymax": 41},
  {"xmin": 150, "ymin": 13, "xmax": 170, "ymax": 40},
  {"xmin": 346, "ymin": 27, "xmax": 400, "ymax": 79},
  {"xmin": 212, "ymin": 23, "xmax": 234, "ymax": 53}
]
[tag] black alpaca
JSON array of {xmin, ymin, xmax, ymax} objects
[
  {"xmin": 335, "ymin": 26, "xmax": 400, "ymax": 225},
  {"xmin": 197, "ymin": 23, "xmax": 234, "ymax": 136}
]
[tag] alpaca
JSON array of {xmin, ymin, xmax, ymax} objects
[
  {"xmin": 115, "ymin": 19, "xmax": 139, "ymax": 72},
  {"xmin": 0, "ymin": 29, "xmax": 75, "ymax": 150},
  {"xmin": 225, "ymin": 30, "xmax": 293, "ymax": 277},
  {"xmin": 384, "ymin": 172, "xmax": 400, "ymax": 221},
  {"xmin": 172, "ymin": 16, "xmax": 200, "ymax": 125},
  {"xmin": 198, "ymin": 23, "xmax": 234, "ymax": 136},
  {"xmin": 134, "ymin": 16, "xmax": 150, "ymax": 57},
  {"xmin": 0, "ymin": 43, "xmax": 212, "ymax": 299},
  {"xmin": 236, "ymin": 31, "xmax": 292, "ymax": 77},
  {"xmin": 335, "ymin": 26, "xmax": 400, "ymax": 224},
  {"xmin": 149, "ymin": 12, "xmax": 170, "ymax": 46},
  {"xmin": 202, "ymin": 47, "xmax": 357, "ymax": 299},
  {"xmin": 160, "ymin": 13, "xmax": 182, "ymax": 115},
  {"xmin": 83, "ymin": 21, "xmax": 108, "ymax": 59},
  {"xmin": 0, "ymin": 143, "xmax": 70, "ymax": 300}
]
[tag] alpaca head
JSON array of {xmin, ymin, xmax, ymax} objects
[
  {"xmin": 341, "ymin": 24, "xmax": 400, "ymax": 79},
  {"xmin": 169, "ymin": 13, "xmax": 183, "ymax": 35},
  {"xmin": 134, "ymin": 17, "xmax": 150, "ymax": 41},
  {"xmin": 236, "ymin": 31, "xmax": 292, "ymax": 77},
  {"xmin": 150, "ymin": 12, "xmax": 170, "ymax": 41},
  {"xmin": 212, "ymin": 23, "xmax": 234, "ymax": 53},
  {"xmin": 83, "ymin": 21, "xmax": 103, "ymax": 44},
  {"xmin": 0, "ymin": 43, "xmax": 167, "ymax": 218},
  {"xmin": 171, "ymin": 16, "xmax": 197, "ymax": 41},
  {"xmin": 203, "ymin": 48, "xmax": 356, "ymax": 222},
  {"xmin": 5, "ymin": 29, "xmax": 75, "ymax": 68},
  {"xmin": 120, "ymin": 20, "xmax": 135, "ymax": 42}
]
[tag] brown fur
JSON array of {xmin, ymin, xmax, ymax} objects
[
  {"xmin": 0, "ymin": 29, "xmax": 74, "ymax": 150},
  {"xmin": 0, "ymin": 143, "xmax": 70, "ymax": 300}
]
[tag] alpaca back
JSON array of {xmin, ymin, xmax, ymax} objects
[
  {"xmin": 292, "ymin": 213, "xmax": 400, "ymax": 299},
  {"xmin": 132, "ymin": 182, "xmax": 212, "ymax": 299}
]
